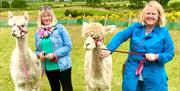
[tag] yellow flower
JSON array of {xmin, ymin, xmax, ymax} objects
[
  {"xmin": 77, "ymin": 16, "xmax": 82, "ymax": 19},
  {"xmin": 174, "ymin": 11, "xmax": 180, "ymax": 17}
]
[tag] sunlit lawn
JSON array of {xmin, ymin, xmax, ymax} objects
[{"xmin": 0, "ymin": 25, "xmax": 179, "ymax": 91}]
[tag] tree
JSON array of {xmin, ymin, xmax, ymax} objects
[
  {"xmin": 1, "ymin": 1, "xmax": 10, "ymax": 8},
  {"xmin": 129, "ymin": 0, "xmax": 170, "ymax": 8},
  {"xmin": 86, "ymin": 0, "xmax": 102, "ymax": 4},
  {"xmin": 158, "ymin": 0, "xmax": 170, "ymax": 7},
  {"xmin": 144, "ymin": 0, "xmax": 170, "ymax": 7},
  {"xmin": 129, "ymin": 0, "xmax": 144, "ymax": 8},
  {"xmin": 11, "ymin": 0, "xmax": 27, "ymax": 8}
]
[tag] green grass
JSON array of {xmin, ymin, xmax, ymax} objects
[
  {"xmin": 0, "ymin": 7, "xmax": 113, "ymax": 20},
  {"xmin": 0, "ymin": 25, "xmax": 180, "ymax": 91},
  {"xmin": 0, "ymin": 7, "xmax": 115, "ymax": 20}
]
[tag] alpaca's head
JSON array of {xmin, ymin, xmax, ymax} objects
[
  {"xmin": 8, "ymin": 11, "xmax": 29, "ymax": 39},
  {"xmin": 82, "ymin": 22, "xmax": 116, "ymax": 50}
]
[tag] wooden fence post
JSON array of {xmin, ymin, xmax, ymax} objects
[{"xmin": 104, "ymin": 14, "xmax": 108, "ymax": 26}]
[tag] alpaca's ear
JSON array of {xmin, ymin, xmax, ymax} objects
[
  {"xmin": 103, "ymin": 25, "xmax": 116, "ymax": 34},
  {"xmin": 24, "ymin": 11, "xmax": 29, "ymax": 21},
  {"xmin": 83, "ymin": 22, "xmax": 88, "ymax": 29},
  {"xmin": 8, "ymin": 11, "xmax": 14, "ymax": 19},
  {"xmin": 82, "ymin": 22, "xmax": 88, "ymax": 37}
]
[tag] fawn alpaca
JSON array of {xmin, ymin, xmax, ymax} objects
[{"xmin": 82, "ymin": 22, "xmax": 116, "ymax": 91}]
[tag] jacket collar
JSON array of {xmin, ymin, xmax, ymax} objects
[
  {"xmin": 139, "ymin": 23, "xmax": 160, "ymax": 34},
  {"xmin": 135, "ymin": 23, "xmax": 161, "ymax": 40}
]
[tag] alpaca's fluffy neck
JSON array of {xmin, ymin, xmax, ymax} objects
[
  {"xmin": 16, "ymin": 35, "xmax": 31, "ymax": 65},
  {"xmin": 16, "ymin": 36, "xmax": 28, "ymax": 51},
  {"xmin": 91, "ymin": 45, "xmax": 104, "ymax": 78}
]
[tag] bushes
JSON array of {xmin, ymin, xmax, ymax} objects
[
  {"xmin": 129, "ymin": 0, "xmax": 144, "ymax": 8},
  {"xmin": 0, "ymin": 1, "xmax": 10, "ymax": 8},
  {"xmin": 11, "ymin": 0, "xmax": 27, "ymax": 8},
  {"xmin": 159, "ymin": 0, "xmax": 170, "ymax": 7},
  {"xmin": 168, "ymin": 2, "xmax": 180, "ymax": 8},
  {"xmin": 0, "ymin": 1, "xmax": 179, "ymax": 11},
  {"xmin": 64, "ymin": 9, "xmax": 93, "ymax": 17}
]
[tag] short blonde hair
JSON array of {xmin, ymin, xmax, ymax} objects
[
  {"xmin": 139, "ymin": 1, "xmax": 166, "ymax": 27},
  {"xmin": 37, "ymin": 6, "xmax": 57, "ymax": 28}
]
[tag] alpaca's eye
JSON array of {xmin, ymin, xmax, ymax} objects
[
  {"xmin": 93, "ymin": 37, "xmax": 98, "ymax": 40},
  {"xmin": 21, "ymin": 25, "xmax": 24, "ymax": 27},
  {"xmin": 13, "ymin": 24, "xmax": 16, "ymax": 26},
  {"xmin": 90, "ymin": 34, "xmax": 94, "ymax": 37}
]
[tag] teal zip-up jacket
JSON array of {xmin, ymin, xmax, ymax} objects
[
  {"xmin": 35, "ymin": 24, "xmax": 72, "ymax": 72},
  {"xmin": 107, "ymin": 22, "xmax": 174, "ymax": 91}
]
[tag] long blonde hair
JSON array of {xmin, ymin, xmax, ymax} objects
[
  {"xmin": 37, "ymin": 6, "xmax": 57, "ymax": 28},
  {"xmin": 139, "ymin": 1, "xmax": 166, "ymax": 27}
]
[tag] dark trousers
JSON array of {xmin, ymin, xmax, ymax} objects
[
  {"xmin": 45, "ymin": 68, "xmax": 73, "ymax": 91},
  {"xmin": 136, "ymin": 80, "xmax": 145, "ymax": 91}
]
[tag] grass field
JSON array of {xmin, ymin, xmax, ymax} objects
[
  {"xmin": 0, "ymin": 7, "xmax": 117, "ymax": 20},
  {"xmin": 0, "ymin": 25, "xmax": 180, "ymax": 91}
]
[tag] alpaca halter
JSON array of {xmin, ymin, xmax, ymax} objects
[
  {"xmin": 17, "ymin": 25, "xmax": 28, "ymax": 38},
  {"xmin": 90, "ymin": 35, "xmax": 104, "ymax": 47}
]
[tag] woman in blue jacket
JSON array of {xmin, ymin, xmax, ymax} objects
[
  {"xmin": 35, "ymin": 6, "xmax": 73, "ymax": 91},
  {"xmin": 101, "ymin": 1, "xmax": 174, "ymax": 91}
]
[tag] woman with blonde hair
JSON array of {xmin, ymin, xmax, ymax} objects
[
  {"xmin": 35, "ymin": 6, "xmax": 73, "ymax": 91},
  {"xmin": 101, "ymin": 1, "xmax": 174, "ymax": 91}
]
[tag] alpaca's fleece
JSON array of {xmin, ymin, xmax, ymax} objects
[
  {"xmin": 82, "ymin": 22, "xmax": 116, "ymax": 91},
  {"xmin": 8, "ymin": 11, "xmax": 40, "ymax": 91}
]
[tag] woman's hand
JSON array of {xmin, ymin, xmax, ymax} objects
[
  {"xmin": 46, "ymin": 53, "xmax": 56, "ymax": 62},
  {"xmin": 39, "ymin": 52, "xmax": 46, "ymax": 61},
  {"xmin": 145, "ymin": 53, "xmax": 158, "ymax": 61},
  {"xmin": 100, "ymin": 49, "xmax": 111, "ymax": 59}
]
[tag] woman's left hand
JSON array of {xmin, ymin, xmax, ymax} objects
[
  {"xmin": 145, "ymin": 53, "xmax": 158, "ymax": 61},
  {"xmin": 46, "ymin": 53, "xmax": 55, "ymax": 61}
]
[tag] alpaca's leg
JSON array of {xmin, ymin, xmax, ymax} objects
[
  {"xmin": 105, "ymin": 88, "xmax": 111, "ymax": 91},
  {"xmin": 109, "ymin": 85, "xmax": 111, "ymax": 91},
  {"xmin": 86, "ymin": 86, "xmax": 89, "ymax": 91},
  {"xmin": 100, "ymin": 88, "xmax": 110, "ymax": 91},
  {"xmin": 17, "ymin": 82, "xmax": 25, "ymax": 91},
  {"xmin": 15, "ymin": 84, "xmax": 19, "ymax": 91},
  {"xmin": 87, "ymin": 86, "xmax": 93, "ymax": 91},
  {"xmin": 103, "ymin": 89, "xmax": 110, "ymax": 91},
  {"xmin": 16, "ymin": 80, "xmax": 30, "ymax": 91},
  {"xmin": 31, "ymin": 82, "xmax": 40, "ymax": 91},
  {"xmin": 32, "ymin": 87, "xmax": 39, "ymax": 91}
]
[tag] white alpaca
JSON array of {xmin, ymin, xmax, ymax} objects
[
  {"xmin": 82, "ymin": 22, "xmax": 116, "ymax": 91},
  {"xmin": 8, "ymin": 11, "xmax": 40, "ymax": 91}
]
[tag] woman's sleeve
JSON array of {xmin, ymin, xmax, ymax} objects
[
  {"xmin": 107, "ymin": 22, "xmax": 138, "ymax": 52},
  {"xmin": 54, "ymin": 25, "xmax": 72, "ymax": 58},
  {"xmin": 35, "ymin": 32, "xmax": 41, "ymax": 58},
  {"xmin": 157, "ymin": 28, "xmax": 175, "ymax": 65}
]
